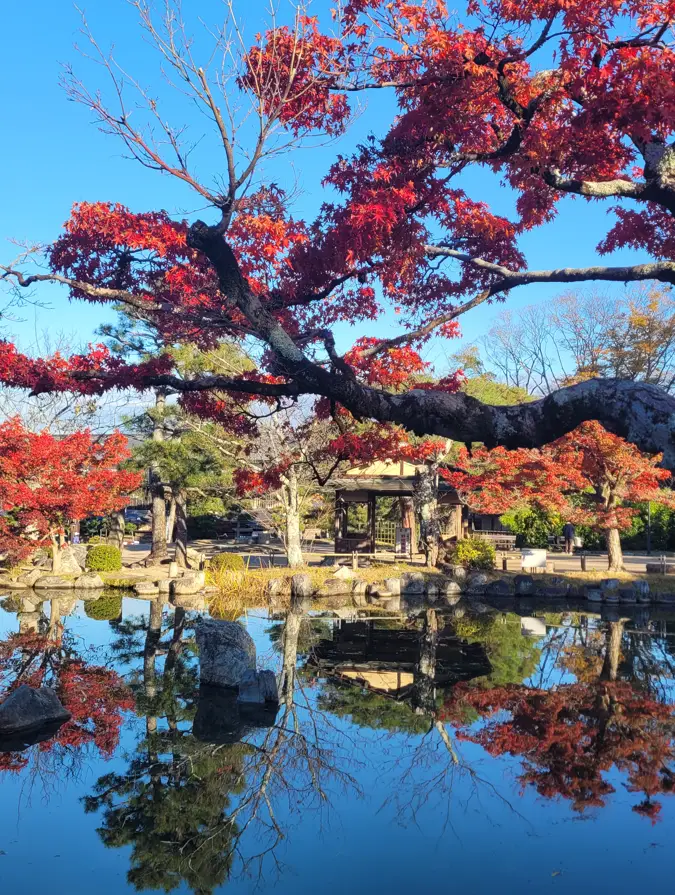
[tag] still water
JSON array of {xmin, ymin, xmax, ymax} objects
[{"xmin": 1, "ymin": 590, "xmax": 674, "ymax": 894}]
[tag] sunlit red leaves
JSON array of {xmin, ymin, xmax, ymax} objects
[
  {"xmin": 444, "ymin": 421, "xmax": 675, "ymax": 533},
  {"xmin": 239, "ymin": 18, "xmax": 349, "ymax": 137},
  {"xmin": 0, "ymin": 418, "xmax": 141, "ymax": 563}
]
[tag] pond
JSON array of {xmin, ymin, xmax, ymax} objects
[{"xmin": 1, "ymin": 589, "xmax": 675, "ymax": 894}]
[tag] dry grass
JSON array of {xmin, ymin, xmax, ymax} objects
[{"xmin": 207, "ymin": 561, "xmax": 440, "ymax": 616}]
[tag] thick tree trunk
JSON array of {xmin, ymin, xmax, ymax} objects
[
  {"xmin": 108, "ymin": 510, "xmax": 125, "ymax": 549},
  {"xmin": 399, "ymin": 496, "xmax": 416, "ymax": 555},
  {"xmin": 413, "ymin": 463, "xmax": 441, "ymax": 567},
  {"xmin": 281, "ymin": 468, "xmax": 304, "ymax": 569},
  {"xmin": 50, "ymin": 534, "xmax": 62, "ymax": 574},
  {"xmin": 148, "ymin": 390, "xmax": 168, "ymax": 563},
  {"xmin": 605, "ymin": 527, "xmax": 624, "ymax": 572},
  {"xmin": 174, "ymin": 490, "xmax": 188, "ymax": 569},
  {"xmin": 166, "ymin": 494, "xmax": 176, "ymax": 544}
]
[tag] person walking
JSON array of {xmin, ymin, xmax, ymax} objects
[{"xmin": 563, "ymin": 521, "xmax": 575, "ymax": 554}]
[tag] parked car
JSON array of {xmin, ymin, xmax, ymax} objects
[{"xmin": 125, "ymin": 508, "xmax": 150, "ymax": 524}]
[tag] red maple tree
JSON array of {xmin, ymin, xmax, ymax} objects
[
  {"xmin": 3, "ymin": 2, "xmax": 675, "ymax": 462},
  {"xmin": 0, "ymin": 417, "xmax": 142, "ymax": 572},
  {"xmin": 445, "ymin": 421, "xmax": 675, "ymax": 569}
]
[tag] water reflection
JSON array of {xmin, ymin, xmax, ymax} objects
[{"xmin": 1, "ymin": 593, "xmax": 675, "ymax": 892}]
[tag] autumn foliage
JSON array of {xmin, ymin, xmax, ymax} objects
[
  {"xmin": 0, "ymin": 418, "xmax": 141, "ymax": 564},
  {"xmin": 0, "ymin": 631, "xmax": 134, "ymax": 772},
  {"xmin": 445, "ymin": 421, "xmax": 675, "ymax": 536}
]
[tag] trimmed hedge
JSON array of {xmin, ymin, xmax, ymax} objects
[
  {"xmin": 447, "ymin": 538, "xmax": 496, "ymax": 571},
  {"xmin": 86, "ymin": 544, "xmax": 122, "ymax": 572},
  {"xmin": 208, "ymin": 552, "xmax": 245, "ymax": 572}
]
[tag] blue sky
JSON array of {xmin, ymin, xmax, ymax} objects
[{"xmin": 0, "ymin": 0, "xmax": 650, "ymax": 374}]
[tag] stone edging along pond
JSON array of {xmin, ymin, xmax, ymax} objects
[{"xmin": 282, "ymin": 568, "xmax": 675, "ymax": 608}]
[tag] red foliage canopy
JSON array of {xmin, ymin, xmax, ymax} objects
[
  {"xmin": 4, "ymin": 0, "xmax": 675, "ymax": 460},
  {"xmin": 444, "ymin": 421, "xmax": 675, "ymax": 532},
  {"xmin": 0, "ymin": 418, "xmax": 142, "ymax": 563}
]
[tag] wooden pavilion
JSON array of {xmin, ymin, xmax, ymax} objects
[{"xmin": 333, "ymin": 460, "xmax": 463, "ymax": 555}]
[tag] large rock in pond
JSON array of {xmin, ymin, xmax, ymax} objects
[
  {"xmin": 514, "ymin": 574, "xmax": 535, "ymax": 596},
  {"xmin": 486, "ymin": 578, "xmax": 511, "ymax": 597},
  {"xmin": 465, "ymin": 572, "xmax": 489, "ymax": 594},
  {"xmin": 291, "ymin": 573, "xmax": 313, "ymax": 599},
  {"xmin": 18, "ymin": 568, "xmax": 44, "ymax": 588},
  {"xmin": 172, "ymin": 571, "xmax": 206, "ymax": 596},
  {"xmin": 34, "ymin": 576, "xmax": 75, "ymax": 590},
  {"xmin": 401, "ymin": 571, "xmax": 425, "ymax": 595},
  {"xmin": 0, "ymin": 685, "xmax": 71, "ymax": 738},
  {"xmin": 74, "ymin": 573, "xmax": 105, "ymax": 590},
  {"xmin": 134, "ymin": 581, "xmax": 160, "ymax": 597},
  {"xmin": 333, "ymin": 565, "xmax": 356, "ymax": 581},
  {"xmin": 0, "ymin": 577, "xmax": 28, "ymax": 590},
  {"xmin": 195, "ymin": 618, "xmax": 256, "ymax": 688},
  {"xmin": 237, "ymin": 669, "xmax": 279, "ymax": 706}
]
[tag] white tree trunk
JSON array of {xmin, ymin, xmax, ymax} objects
[{"xmin": 281, "ymin": 468, "xmax": 304, "ymax": 569}]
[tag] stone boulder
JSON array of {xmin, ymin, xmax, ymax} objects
[
  {"xmin": 318, "ymin": 577, "xmax": 352, "ymax": 597},
  {"xmin": 486, "ymin": 578, "xmax": 511, "ymax": 597},
  {"xmin": 0, "ymin": 685, "xmax": 71, "ymax": 737},
  {"xmin": 291, "ymin": 573, "xmax": 313, "ymax": 600},
  {"xmin": 237, "ymin": 669, "xmax": 279, "ymax": 706},
  {"xmin": 18, "ymin": 568, "xmax": 44, "ymax": 588},
  {"xmin": 600, "ymin": 578, "xmax": 621, "ymax": 603},
  {"xmin": 0, "ymin": 577, "xmax": 28, "ymax": 590},
  {"xmin": 440, "ymin": 580, "xmax": 462, "ymax": 606},
  {"xmin": 535, "ymin": 576, "xmax": 570, "ymax": 599},
  {"xmin": 266, "ymin": 577, "xmax": 288, "ymax": 599},
  {"xmin": 401, "ymin": 571, "xmax": 425, "ymax": 595},
  {"xmin": 585, "ymin": 586, "xmax": 603, "ymax": 602},
  {"xmin": 195, "ymin": 618, "xmax": 257, "ymax": 688},
  {"xmin": 70, "ymin": 544, "xmax": 88, "ymax": 567},
  {"xmin": 185, "ymin": 547, "xmax": 205, "ymax": 570},
  {"xmin": 618, "ymin": 587, "xmax": 637, "ymax": 603},
  {"xmin": 465, "ymin": 572, "xmax": 489, "ymax": 594},
  {"xmin": 158, "ymin": 579, "xmax": 172, "ymax": 595},
  {"xmin": 384, "ymin": 577, "xmax": 401, "ymax": 596},
  {"xmin": 172, "ymin": 571, "xmax": 206, "ymax": 596},
  {"xmin": 56, "ymin": 547, "xmax": 83, "ymax": 576},
  {"xmin": 74, "ymin": 573, "xmax": 105, "ymax": 590},
  {"xmin": 448, "ymin": 565, "xmax": 468, "ymax": 582},
  {"xmin": 34, "ymin": 576, "xmax": 75, "ymax": 590},
  {"xmin": 134, "ymin": 581, "xmax": 160, "ymax": 596},
  {"xmin": 514, "ymin": 574, "xmax": 535, "ymax": 596}
]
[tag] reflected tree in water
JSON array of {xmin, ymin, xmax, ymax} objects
[
  {"xmin": 85, "ymin": 597, "xmax": 357, "ymax": 894},
  {"xmin": 441, "ymin": 619, "xmax": 675, "ymax": 821},
  {"xmin": 0, "ymin": 594, "xmax": 133, "ymax": 777}
]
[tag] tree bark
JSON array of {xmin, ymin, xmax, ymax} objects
[
  {"xmin": 280, "ymin": 467, "xmax": 304, "ymax": 569},
  {"xmin": 148, "ymin": 390, "xmax": 168, "ymax": 563},
  {"xmin": 166, "ymin": 493, "xmax": 176, "ymax": 544},
  {"xmin": 108, "ymin": 510, "xmax": 125, "ymax": 549},
  {"xmin": 413, "ymin": 463, "xmax": 441, "ymax": 567},
  {"xmin": 174, "ymin": 490, "xmax": 188, "ymax": 569},
  {"xmin": 50, "ymin": 533, "xmax": 62, "ymax": 574},
  {"xmin": 605, "ymin": 527, "xmax": 624, "ymax": 572}
]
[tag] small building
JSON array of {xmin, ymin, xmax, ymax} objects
[{"xmin": 333, "ymin": 460, "xmax": 463, "ymax": 555}]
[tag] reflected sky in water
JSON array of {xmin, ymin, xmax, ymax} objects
[{"xmin": 1, "ymin": 592, "xmax": 675, "ymax": 894}]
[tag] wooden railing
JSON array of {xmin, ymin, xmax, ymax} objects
[{"xmin": 470, "ymin": 530, "xmax": 517, "ymax": 550}]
